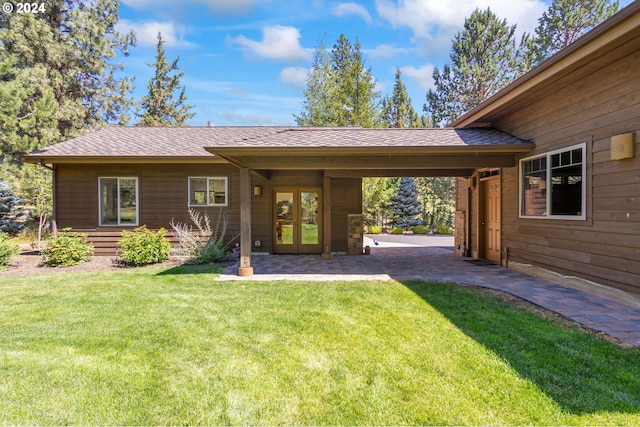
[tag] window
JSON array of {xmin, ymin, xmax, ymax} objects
[
  {"xmin": 189, "ymin": 177, "xmax": 228, "ymax": 206},
  {"xmin": 99, "ymin": 177, "xmax": 138, "ymax": 226},
  {"xmin": 520, "ymin": 144, "xmax": 585, "ymax": 219}
]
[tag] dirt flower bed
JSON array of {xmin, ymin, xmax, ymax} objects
[{"xmin": 0, "ymin": 252, "xmax": 184, "ymax": 277}]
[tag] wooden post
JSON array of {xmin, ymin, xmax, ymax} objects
[
  {"xmin": 238, "ymin": 167, "xmax": 254, "ymax": 276},
  {"xmin": 322, "ymin": 175, "xmax": 332, "ymax": 260}
]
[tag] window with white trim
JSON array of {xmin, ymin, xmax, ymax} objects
[
  {"xmin": 189, "ymin": 177, "xmax": 228, "ymax": 206},
  {"xmin": 520, "ymin": 143, "xmax": 586, "ymax": 219},
  {"xmin": 99, "ymin": 177, "xmax": 139, "ymax": 226}
]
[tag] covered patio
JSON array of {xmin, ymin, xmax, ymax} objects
[{"xmin": 205, "ymin": 127, "xmax": 534, "ymax": 276}]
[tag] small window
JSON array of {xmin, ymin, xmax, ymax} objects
[
  {"xmin": 189, "ymin": 177, "xmax": 228, "ymax": 206},
  {"xmin": 520, "ymin": 144, "xmax": 585, "ymax": 219},
  {"xmin": 99, "ymin": 177, "xmax": 139, "ymax": 226}
]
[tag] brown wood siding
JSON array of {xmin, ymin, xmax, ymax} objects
[
  {"xmin": 493, "ymin": 46, "xmax": 640, "ymax": 295},
  {"xmin": 54, "ymin": 163, "xmax": 242, "ymax": 254},
  {"xmin": 331, "ymin": 178, "xmax": 362, "ymax": 253}
]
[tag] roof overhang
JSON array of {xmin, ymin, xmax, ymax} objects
[
  {"xmin": 452, "ymin": 2, "xmax": 640, "ymax": 128},
  {"xmin": 24, "ymin": 156, "xmax": 227, "ymax": 165},
  {"xmin": 206, "ymin": 144, "xmax": 534, "ymax": 177}
]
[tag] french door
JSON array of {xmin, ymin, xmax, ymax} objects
[{"xmin": 274, "ymin": 188, "xmax": 321, "ymax": 254}]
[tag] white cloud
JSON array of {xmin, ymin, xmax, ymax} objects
[
  {"xmin": 375, "ymin": 0, "xmax": 547, "ymax": 41},
  {"xmin": 121, "ymin": 0, "xmax": 272, "ymax": 15},
  {"xmin": 401, "ymin": 64, "xmax": 435, "ymax": 91},
  {"xmin": 117, "ymin": 20, "xmax": 195, "ymax": 48},
  {"xmin": 332, "ymin": 2, "xmax": 372, "ymax": 23},
  {"xmin": 228, "ymin": 25, "xmax": 312, "ymax": 63},
  {"xmin": 279, "ymin": 66, "xmax": 309, "ymax": 88},
  {"xmin": 368, "ymin": 44, "xmax": 416, "ymax": 59}
]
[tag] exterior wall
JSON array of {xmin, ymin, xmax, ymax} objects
[
  {"xmin": 331, "ymin": 178, "xmax": 363, "ymax": 253},
  {"xmin": 492, "ymin": 48, "xmax": 640, "ymax": 295},
  {"xmin": 54, "ymin": 164, "xmax": 362, "ymax": 256}
]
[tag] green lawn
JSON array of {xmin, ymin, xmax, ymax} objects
[{"xmin": 1, "ymin": 265, "xmax": 639, "ymax": 425}]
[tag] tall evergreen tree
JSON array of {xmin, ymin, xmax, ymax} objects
[
  {"xmin": 294, "ymin": 39, "xmax": 340, "ymax": 126},
  {"xmin": 424, "ymin": 8, "xmax": 526, "ymax": 126},
  {"xmin": 138, "ymin": 33, "xmax": 195, "ymax": 126},
  {"xmin": 295, "ymin": 34, "xmax": 379, "ymax": 127},
  {"xmin": 380, "ymin": 68, "xmax": 422, "ymax": 128},
  {"xmin": 389, "ymin": 177, "xmax": 422, "ymax": 229},
  {"xmin": 0, "ymin": 0, "xmax": 136, "ymax": 164},
  {"xmin": 530, "ymin": 0, "xmax": 619, "ymax": 65}
]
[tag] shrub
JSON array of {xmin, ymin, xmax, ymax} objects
[
  {"xmin": 42, "ymin": 228, "xmax": 93, "ymax": 267},
  {"xmin": 367, "ymin": 225, "xmax": 382, "ymax": 234},
  {"xmin": 170, "ymin": 209, "xmax": 237, "ymax": 264},
  {"xmin": 411, "ymin": 225, "xmax": 430, "ymax": 234},
  {"xmin": 0, "ymin": 232, "xmax": 19, "ymax": 270},
  {"xmin": 390, "ymin": 226, "xmax": 404, "ymax": 235},
  {"xmin": 118, "ymin": 226, "xmax": 171, "ymax": 267},
  {"xmin": 436, "ymin": 224, "xmax": 452, "ymax": 234}
]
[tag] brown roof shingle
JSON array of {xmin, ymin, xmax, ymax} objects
[{"xmin": 25, "ymin": 126, "xmax": 532, "ymax": 161}]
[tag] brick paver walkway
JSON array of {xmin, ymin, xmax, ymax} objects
[{"xmin": 219, "ymin": 245, "xmax": 640, "ymax": 347}]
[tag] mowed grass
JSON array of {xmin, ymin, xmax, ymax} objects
[{"xmin": 0, "ymin": 265, "xmax": 639, "ymax": 425}]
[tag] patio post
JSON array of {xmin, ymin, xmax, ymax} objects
[
  {"xmin": 322, "ymin": 175, "xmax": 332, "ymax": 260},
  {"xmin": 238, "ymin": 167, "xmax": 254, "ymax": 276}
]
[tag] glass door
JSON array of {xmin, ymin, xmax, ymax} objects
[{"xmin": 274, "ymin": 188, "xmax": 321, "ymax": 254}]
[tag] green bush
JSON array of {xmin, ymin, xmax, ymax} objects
[
  {"xmin": 411, "ymin": 225, "xmax": 430, "ymax": 234},
  {"xmin": 42, "ymin": 228, "xmax": 93, "ymax": 267},
  {"xmin": 367, "ymin": 225, "xmax": 382, "ymax": 234},
  {"xmin": 170, "ymin": 209, "xmax": 236, "ymax": 264},
  {"xmin": 436, "ymin": 224, "xmax": 452, "ymax": 234},
  {"xmin": 390, "ymin": 226, "xmax": 404, "ymax": 235},
  {"xmin": 0, "ymin": 232, "xmax": 19, "ymax": 270},
  {"xmin": 118, "ymin": 226, "xmax": 171, "ymax": 267}
]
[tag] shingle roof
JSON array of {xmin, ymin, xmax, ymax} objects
[{"xmin": 25, "ymin": 126, "xmax": 532, "ymax": 160}]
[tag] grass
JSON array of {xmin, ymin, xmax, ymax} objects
[{"xmin": 0, "ymin": 265, "xmax": 639, "ymax": 425}]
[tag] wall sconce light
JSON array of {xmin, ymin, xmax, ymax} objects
[
  {"xmin": 253, "ymin": 185, "xmax": 262, "ymax": 197},
  {"xmin": 611, "ymin": 132, "xmax": 634, "ymax": 160}
]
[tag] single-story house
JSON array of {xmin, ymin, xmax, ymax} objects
[
  {"xmin": 24, "ymin": 126, "xmax": 532, "ymax": 276},
  {"xmin": 26, "ymin": 2, "xmax": 638, "ymax": 296}
]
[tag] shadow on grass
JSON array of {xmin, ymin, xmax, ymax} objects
[
  {"xmin": 155, "ymin": 263, "xmax": 227, "ymax": 275},
  {"xmin": 402, "ymin": 280, "xmax": 640, "ymax": 416}
]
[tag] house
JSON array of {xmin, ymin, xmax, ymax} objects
[
  {"xmin": 25, "ymin": 2, "xmax": 639, "ymax": 293},
  {"xmin": 452, "ymin": 2, "xmax": 640, "ymax": 296},
  {"xmin": 25, "ymin": 126, "xmax": 531, "ymax": 276}
]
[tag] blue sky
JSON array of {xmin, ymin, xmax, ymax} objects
[{"xmin": 115, "ymin": 0, "xmax": 633, "ymax": 126}]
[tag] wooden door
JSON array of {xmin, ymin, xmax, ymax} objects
[{"xmin": 482, "ymin": 177, "xmax": 501, "ymax": 263}]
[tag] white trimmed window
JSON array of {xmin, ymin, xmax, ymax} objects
[
  {"xmin": 520, "ymin": 143, "xmax": 586, "ymax": 220},
  {"xmin": 189, "ymin": 177, "xmax": 228, "ymax": 206},
  {"xmin": 99, "ymin": 177, "xmax": 139, "ymax": 226}
]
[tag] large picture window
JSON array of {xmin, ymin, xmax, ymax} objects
[
  {"xmin": 99, "ymin": 177, "xmax": 139, "ymax": 226},
  {"xmin": 520, "ymin": 144, "xmax": 586, "ymax": 219},
  {"xmin": 189, "ymin": 177, "xmax": 228, "ymax": 206}
]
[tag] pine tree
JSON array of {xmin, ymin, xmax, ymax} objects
[
  {"xmin": 0, "ymin": 178, "xmax": 24, "ymax": 234},
  {"xmin": 0, "ymin": 0, "xmax": 136, "ymax": 164},
  {"xmin": 530, "ymin": 0, "xmax": 619, "ymax": 65},
  {"xmin": 138, "ymin": 33, "xmax": 195, "ymax": 126},
  {"xmin": 294, "ymin": 39, "xmax": 340, "ymax": 126},
  {"xmin": 295, "ymin": 34, "xmax": 379, "ymax": 127},
  {"xmin": 424, "ymin": 8, "xmax": 527, "ymax": 126},
  {"xmin": 389, "ymin": 177, "xmax": 422, "ymax": 229},
  {"xmin": 380, "ymin": 68, "xmax": 422, "ymax": 128}
]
